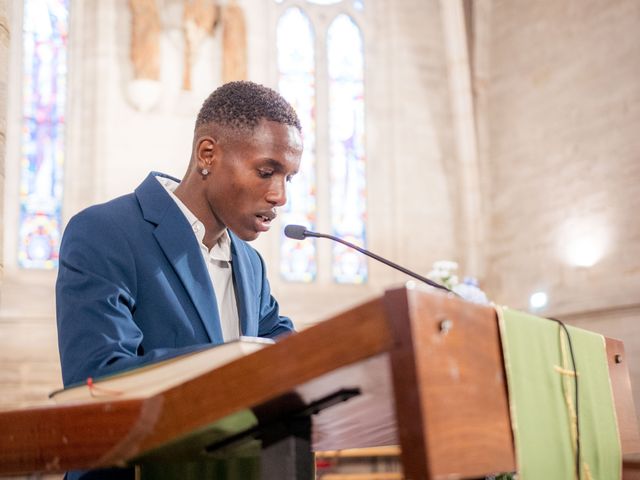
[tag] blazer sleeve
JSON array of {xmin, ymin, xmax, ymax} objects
[
  {"xmin": 254, "ymin": 250, "xmax": 295, "ymax": 339},
  {"xmin": 56, "ymin": 209, "xmax": 202, "ymax": 387}
]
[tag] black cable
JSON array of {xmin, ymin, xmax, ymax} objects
[{"xmin": 548, "ymin": 317, "xmax": 580, "ymax": 480}]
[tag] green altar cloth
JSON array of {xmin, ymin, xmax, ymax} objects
[{"xmin": 497, "ymin": 307, "xmax": 621, "ymax": 480}]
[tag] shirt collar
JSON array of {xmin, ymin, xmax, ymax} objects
[{"xmin": 157, "ymin": 175, "xmax": 232, "ymax": 261}]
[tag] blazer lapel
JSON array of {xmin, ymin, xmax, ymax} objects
[
  {"xmin": 230, "ymin": 233, "xmax": 258, "ymax": 337},
  {"xmin": 136, "ymin": 173, "xmax": 224, "ymax": 344}
]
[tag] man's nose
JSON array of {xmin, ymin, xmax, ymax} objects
[{"xmin": 266, "ymin": 180, "xmax": 287, "ymax": 207}]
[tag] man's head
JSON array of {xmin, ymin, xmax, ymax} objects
[{"xmin": 178, "ymin": 81, "xmax": 303, "ymax": 244}]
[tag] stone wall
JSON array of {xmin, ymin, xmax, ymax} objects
[
  {"xmin": 381, "ymin": 0, "xmax": 458, "ymax": 274},
  {"xmin": 484, "ymin": 0, "xmax": 640, "ymax": 314},
  {"xmin": 482, "ymin": 0, "xmax": 640, "ymax": 411},
  {"xmin": 0, "ymin": 0, "xmax": 6, "ymax": 287}
]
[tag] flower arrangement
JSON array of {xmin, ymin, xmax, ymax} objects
[{"xmin": 426, "ymin": 260, "xmax": 489, "ymax": 305}]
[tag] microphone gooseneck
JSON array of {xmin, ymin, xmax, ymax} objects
[{"xmin": 283, "ymin": 224, "xmax": 452, "ymax": 293}]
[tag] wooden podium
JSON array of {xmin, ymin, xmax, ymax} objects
[{"xmin": 1, "ymin": 286, "xmax": 639, "ymax": 478}]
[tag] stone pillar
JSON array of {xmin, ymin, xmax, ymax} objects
[
  {"xmin": 0, "ymin": 0, "xmax": 9, "ymax": 287},
  {"xmin": 439, "ymin": 0, "xmax": 484, "ymax": 279}
]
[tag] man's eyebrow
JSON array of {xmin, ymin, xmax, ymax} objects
[
  {"xmin": 262, "ymin": 158, "xmax": 282, "ymax": 167},
  {"xmin": 262, "ymin": 158, "xmax": 298, "ymax": 175}
]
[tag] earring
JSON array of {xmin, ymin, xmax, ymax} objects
[{"xmin": 201, "ymin": 168, "xmax": 209, "ymax": 176}]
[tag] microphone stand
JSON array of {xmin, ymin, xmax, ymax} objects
[{"xmin": 303, "ymin": 230, "xmax": 452, "ymax": 294}]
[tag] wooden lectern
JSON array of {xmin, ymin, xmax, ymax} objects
[{"xmin": 1, "ymin": 286, "xmax": 639, "ymax": 478}]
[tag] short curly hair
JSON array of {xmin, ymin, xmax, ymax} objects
[{"xmin": 195, "ymin": 81, "xmax": 301, "ymax": 132}]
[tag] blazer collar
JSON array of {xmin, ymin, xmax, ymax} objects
[{"xmin": 135, "ymin": 172, "xmax": 181, "ymax": 225}]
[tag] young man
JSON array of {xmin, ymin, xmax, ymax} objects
[
  {"xmin": 56, "ymin": 81, "xmax": 302, "ymax": 397},
  {"xmin": 56, "ymin": 81, "xmax": 302, "ymax": 479}
]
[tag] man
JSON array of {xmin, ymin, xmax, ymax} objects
[{"xmin": 56, "ymin": 81, "xmax": 302, "ymax": 477}]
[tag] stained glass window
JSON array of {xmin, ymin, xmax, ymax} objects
[
  {"xmin": 277, "ymin": 7, "xmax": 318, "ymax": 282},
  {"xmin": 19, "ymin": 0, "xmax": 69, "ymax": 269},
  {"xmin": 277, "ymin": 0, "xmax": 359, "ymax": 4},
  {"xmin": 327, "ymin": 14, "xmax": 366, "ymax": 283}
]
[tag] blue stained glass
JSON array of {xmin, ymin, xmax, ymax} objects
[
  {"xmin": 328, "ymin": 15, "xmax": 366, "ymax": 283},
  {"xmin": 19, "ymin": 0, "xmax": 69, "ymax": 269},
  {"xmin": 277, "ymin": 7, "xmax": 318, "ymax": 282}
]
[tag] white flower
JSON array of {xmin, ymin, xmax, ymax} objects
[
  {"xmin": 427, "ymin": 260, "xmax": 460, "ymax": 289},
  {"xmin": 427, "ymin": 261, "xmax": 491, "ymax": 304}
]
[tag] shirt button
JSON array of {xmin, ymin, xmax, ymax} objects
[{"xmin": 193, "ymin": 224, "xmax": 200, "ymax": 232}]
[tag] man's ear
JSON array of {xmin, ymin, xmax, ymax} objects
[{"xmin": 196, "ymin": 136, "xmax": 218, "ymax": 168}]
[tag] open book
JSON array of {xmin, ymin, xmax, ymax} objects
[{"xmin": 49, "ymin": 337, "xmax": 273, "ymax": 404}]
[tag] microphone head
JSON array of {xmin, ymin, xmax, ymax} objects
[{"xmin": 284, "ymin": 224, "xmax": 308, "ymax": 240}]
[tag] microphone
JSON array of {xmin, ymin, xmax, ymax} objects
[{"xmin": 284, "ymin": 224, "xmax": 452, "ymax": 293}]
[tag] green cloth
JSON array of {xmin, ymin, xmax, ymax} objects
[
  {"xmin": 134, "ymin": 409, "xmax": 262, "ymax": 480},
  {"xmin": 497, "ymin": 307, "xmax": 621, "ymax": 480}
]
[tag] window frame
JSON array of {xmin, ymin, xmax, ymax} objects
[{"xmin": 271, "ymin": 0, "xmax": 369, "ymax": 286}]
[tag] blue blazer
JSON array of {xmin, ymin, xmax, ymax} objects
[{"xmin": 56, "ymin": 172, "xmax": 293, "ymax": 387}]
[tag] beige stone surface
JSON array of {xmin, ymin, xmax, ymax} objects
[
  {"xmin": 483, "ymin": 0, "xmax": 640, "ymax": 315},
  {"xmin": 0, "ymin": 280, "xmax": 60, "ymax": 410}
]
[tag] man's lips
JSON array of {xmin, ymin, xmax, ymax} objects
[
  {"xmin": 256, "ymin": 211, "xmax": 276, "ymax": 222},
  {"xmin": 255, "ymin": 211, "xmax": 276, "ymax": 231}
]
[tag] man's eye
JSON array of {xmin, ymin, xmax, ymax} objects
[{"xmin": 258, "ymin": 169, "xmax": 273, "ymax": 178}]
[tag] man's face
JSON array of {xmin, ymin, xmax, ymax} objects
[{"xmin": 206, "ymin": 119, "xmax": 303, "ymax": 241}]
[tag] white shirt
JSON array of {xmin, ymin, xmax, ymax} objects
[{"xmin": 158, "ymin": 176, "xmax": 241, "ymax": 341}]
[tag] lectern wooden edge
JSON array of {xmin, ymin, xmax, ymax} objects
[{"xmin": 0, "ymin": 286, "xmax": 638, "ymax": 479}]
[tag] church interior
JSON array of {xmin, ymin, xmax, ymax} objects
[{"xmin": 0, "ymin": 0, "xmax": 639, "ymax": 478}]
